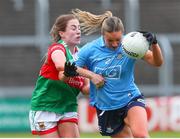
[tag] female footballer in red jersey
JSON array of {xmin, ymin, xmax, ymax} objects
[{"xmin": 29, "ymin": 14, "xmax": 91, "ymax": 138}]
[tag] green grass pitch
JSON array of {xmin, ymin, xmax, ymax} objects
[{"xmin": 0, "ymin": 131, "xmax": 180, "ymax": 138}]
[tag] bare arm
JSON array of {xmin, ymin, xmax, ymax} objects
[
  {"xmin": 51, "ymin": 50, "xmax": 66, "ymax": 71},
  {"xmin": 143, "ymin": 43, "xmax": 163, "ymax": 67},
  {"xmin": 81, "ymin": 78, "xmax": 90, "ymax": 95},
  {"xmin": 76, "ymin": 66, "xmax": 105, "ymax": 88},
  {"xmin": 63, "ymin": 61, "xmax": 105, "ymax": 88},
  {"xmin": 51, "ymin": 50, "xmax": 91, "ymax": 91},
  {"xmin": 51, "ymin": 49, "xmax": 70, "ymax": 81},
  {"xmin": 140, "ymin": 31, "xmax": 164, "ymax": 67}
]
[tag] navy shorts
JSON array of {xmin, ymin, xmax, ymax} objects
[{"xmin": 95, "ymin": 95, "xmax": 146, "ymax": 136}]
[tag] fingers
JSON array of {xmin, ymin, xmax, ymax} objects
[
  {"xmin": 65, "ymin": 61, "xmax": 77, "ymax": 69},
  {"xmin": 138, "ymin": 31, "xmax": 155, "ymax": 45},
  {"xmin": 152, "ymin": 34, "xmax": 157, "ymax": 44},
  {"xmin": 65, "ymin": 61, "xmax": 68, "ymax": 67},
  {"xmin": 65, "ymin": 61, "xmax": 71, "ymax": 68},
  {"xmin": 96, "ymin": 82, "xmax": 104, "ymax": 89},
  {"xmin": 72, "ymin": 62, "xmax": 76, "ymax": 66},
  {"xmin": 91, "ymin": 75, "xmax": 105, "ymax": 89},
  {"xmin": 64, "ymin": 61, "xmax": 78, "ymax": 77},
  {"xmin": 72, "ymin": 62, "xmax": 77, "ymax": 70},
  {"xmin": 67, "ymin": 61, "xmax": 71, "ymax": 66},
  {"xmin": 143, "ymin": 32, "xmax": 157, "ymax": 45},
  {"xmin": 146, "ymin": 34, "xmax": 153, "ymax": 42}
]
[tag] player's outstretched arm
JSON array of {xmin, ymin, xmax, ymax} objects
[
  {"xmin": 63, "ymin": 61, "xmax": 105, "ymax": 88},
  {"xmin": 76, "ymin": 66, "xmax": 105, "ymax": 88}
]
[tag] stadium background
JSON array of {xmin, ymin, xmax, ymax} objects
[{"xmin": 0, "ymin": 0, "xmax": 180, "ymax": 137}]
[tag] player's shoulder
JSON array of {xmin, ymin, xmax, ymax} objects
[
  {"xmin": 49, "ymin": 43, "xmax": 66, "ymax": 53},
  {"xmin": 50, "ymin": 42, "xmax": 64, "ymax": 49}
]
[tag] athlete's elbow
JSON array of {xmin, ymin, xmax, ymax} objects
[{"xmin": 154, "ymin": 60, "xmax": 163, "ymax": 67}]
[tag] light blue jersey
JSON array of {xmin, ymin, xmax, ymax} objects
[{"xmin": 75, "ymin": 36, "xmax": 141, "ymax": 110}]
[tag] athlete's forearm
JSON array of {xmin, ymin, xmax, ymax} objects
[
  {"xmin": 76, "ymin": 67, "xmax": 94, "ymax": 79},
  {"xmin": 76, "ymin": 66, "xmax": 105, "ymax": 88},
  {"xmin": 152, "ymin": 43, "xmax": 163, "ymax": 66}
]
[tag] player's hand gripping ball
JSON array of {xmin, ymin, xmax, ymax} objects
[{"xmin": 122, "ymin": 31, "xmax": 150, "ymax": 59}]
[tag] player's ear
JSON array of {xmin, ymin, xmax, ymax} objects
[{"xmin": 59, "ymin": 31, "xmax": 64, "ymax": 38}]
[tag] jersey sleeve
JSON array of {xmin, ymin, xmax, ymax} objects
[{"xmin": 50, "ymin": 44, "xmax": 66, "ymax": 56}]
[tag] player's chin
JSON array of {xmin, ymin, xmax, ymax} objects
[
  {"xmin": 111, "ymin": 45, "xmax": 118, "ymax": 49},
  {"xmin": 72, "ymin": 41, "xmax": 80, "ymax": 46},
  {"xmin": 75, "ymin": 39, "xmax": 81, "ymax": 45}
]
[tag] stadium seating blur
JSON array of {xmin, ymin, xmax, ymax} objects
[{"xmin": 0, "ymin": 0, "xmax": 180, "ymax": 91}]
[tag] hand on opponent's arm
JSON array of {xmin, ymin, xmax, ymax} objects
[
  {"xmin": 63, "ymin": 61, "xmax": 105, "ymax": 89},
  {"xmin": 63, "ymin": 61, "xmax": 79, "ymax": 77}
]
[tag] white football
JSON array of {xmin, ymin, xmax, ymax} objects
[{"xmin": 122, "ymin": 31, "xmax": 149, "ymax": 59}]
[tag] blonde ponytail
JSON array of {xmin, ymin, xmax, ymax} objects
[{"xmin": 72, "ymin": 9, "xmax": 112, "ymax": 35}]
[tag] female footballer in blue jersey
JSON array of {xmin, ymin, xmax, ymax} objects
[{"xmin": 64, "ymin": 9, "xmax": 163, "ymax": 138}]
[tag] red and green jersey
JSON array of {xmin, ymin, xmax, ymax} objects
[{"xmin": 31, "ymin": 40, "xmax": 84, "ymax": 114}]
